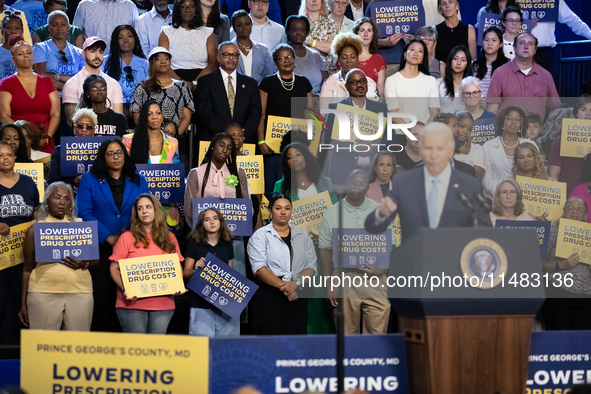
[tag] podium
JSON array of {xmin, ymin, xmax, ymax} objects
[{"xmin": 389, "ymin": 228, "xmax": 545, "ymax": 394}]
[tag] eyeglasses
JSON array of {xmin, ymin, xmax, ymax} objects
[
  {"xmin": 462, "ymin": 90, "xmax": 481, "ymax": 97},
  {"xmin": 123, "ymin": 66, "xmax": 134, "ymax": 82},
  {"xmin": 220, "ymin": 52, "xmax": 240, "ymax": 59},
  {"xmin": 277, "ymin": 55, "xmax": 294, "ymax": 62},
  {"xmin": 500, "ymin": 190, "xmax": 518, "ymax": 196},
  {"xmin": 250, "ymin": 0, "xmax": 269, "ymax": 4},
  {"xmin": 180, "ymin": 3, "xmax": 196, "ymax": 9},
  {"xmin": 416, "ymin": 36, "xmax": 435, "ymax": 44},
  {"xmin": 105, "ymin": 149, "xmax": 124, "ymax": 158},
  {"xmin": 565, "ymin": 206, "xmax": 586, "ymax": 213},
  {"xmin": 90, "ymin": 86, "xmax": 107, "ymax": 92},
  {"xmin": 53, "ymin": 194, "xmax": 71, "ymax": 202},
  {"xmin": 505, "ymin": 18, "xmax": 522, "ymax": 23},
  {"xmin": 75, "ymin": 124, "xmax": 94, "ymax": 131},
  {"xmin": 505, "ymin": 115, "xmax": 523, "ymax": 122},
  {"xmin": 57, "ymin": 50, "xmax": 68, "ymax": 64},
  {"xmin": 346, "ymin": 78, "xmax": 367, "ymax": 86}
]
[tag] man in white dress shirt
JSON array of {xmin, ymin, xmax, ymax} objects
[
  {"xmin": 230, "ymin": 0, "xmax": 286, "ymax": 55},
  {"xmin": 73, "ymin": 0, "xmax": 138, "ymax": 48},
  {"xmin": 135, "ymin": 0, "xmax": 172, "ymax": 55}
]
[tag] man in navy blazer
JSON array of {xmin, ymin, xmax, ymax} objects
[
  {"xmin": 365, "ymin": 122, "xmax": 491, "ymax": 241},
  {"xmin": 196, "ymin": 42, "xmax": 262, "ymax": 143}
]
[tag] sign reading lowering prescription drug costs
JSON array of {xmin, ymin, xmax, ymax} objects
[
  {"xmin": 34, "ymin": 221, "xmax": 99, "ymax": 263},
  {"xmin": 118, "ymin": 253, "xmax": 185, "ymax": 298},
  {"xmin": 236, "ymin": 156, "xmax": 264, "ymax": 194},
  {"xmin": 495, "ymin": 220, "xmax": 551, "ymax": 259},
  {"xmin": 332, "ymin": 228, "xmax": 392, "ymax": 269},
  {"xmin": 187, "ymin": 253, "xmax": 258, "ymax": 318},
  {"xmin": 331, "ymin": 104, "xmax": 387, "ymax": 142},
  {"xmin": 516, "ymin": 176, "xmax": 566, "ymax": 221},
  {"xmin": 371, "ymin": 0, "xmax": 425, "ymax": 39},
  {"xmin": 60, "ymin": 136, "xmax": 115, "ymax": 177},
  {"xmin": 472, "ymin": 117, "xmax": 497, "ymax": 145},
  {"xmin": 291, "ymin": 191, "xmax": 332, "ymax": 234},
  {"xmin": 265, "ymin": 116, "xmax": 321, "ymax": 155},
  {"xmin": 0, "ymin": 221, "xmax": 33, "ymax": 271},
  {"xmin": 560, "ymin": 118, "xmax": 591, "ymax": 158},
  {"xmin": 192, "ymin": 197, "xmax": 253, "ymax": 236},
  {"xmin": 556, "ymin": 218, "xmax": 591, "ymax": 265},
  {"xmin": 515, "ymin": 0, "xmax": 558, "ymax": 22},
  {"xmin": 137, "ymin": 164, "xmax": 185, "ymax": 203},
  {"xmin": 14, "ymin": 163, "xmax": 45, "ymax": 200}
]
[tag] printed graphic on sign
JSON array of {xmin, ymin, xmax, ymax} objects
[
  {"xmin": 515, "ymin": 0, "xmax": 557, "ymax": 22},
  {"xmin": 495, "ymin": 220, "xmax": 551, "ymax": 259},
  {"xmin": 118, "ymin": 253, "xmax": 185, "ymax": 298},
  {"xmin": 137, "ymin": 164, "xmax": 185, "ymax": 203},
  {"xmin": 236, "ymin": 155, "xmax": 264, "ymax": 194},
  {"xmin": 34, "ymin": 221, "xmax": 99, "ymax": 263},
  {"xmin": 198, "ymin": 141, "xmax": 255, "ymax": 166},
  {"xmin": 560, "ymin": 118, "xmax": 591, "ymax": 158},
  {"xmin": 516, "ymin": 176, "xmax": 566, "ymax": 221},
  {"xmin": 21, "ymin": 330, "xmax": 209, "ymax": 394},
  {"xmin": 0, "ymin": 221, "xmax": 33, "ymax": 271},
  {"xmin": 291, "ymin": 191, "xmax": 333, "ymax": 234},
  {"xmin": 192, "ymin": 197, "xmax": 253, "ymax": 236},
  {"xmin": 187, "ymin": 253, "xmax": 258, "ymax": 318},
  {"xmin": 556, "ymin": 218, "xmax": 591, "ymax": 265},
  {"xmin": 332, "ymin": 228, "xmax": 392, "ymax": 269},
  {"xmin": 14, "ymin": 163, "xmax": 45, "ymax": 200},
  {"xmin": 371, "ymin": 0, "xmax": 425, "ymax": 39},
  {"xmin": 60, "ymin": 136, "xmax": 116, "ymax": 176},
  {"xmin": 260, "ymin": 195, "xmax": 269, "ymax": 221},
  {"xmin": 472, "ymin": 117, "xmax": 497, "ymax": 145},
  {"xmin": 331, "ymin": 103, "xmax": 387, "ymax": 142},
  {"xmin": 392, "ymin": 214, "xmax": 401, "ymax": 247},
  {"xmin": 266, "ymin": 115, "xmax": 321, "ymax": 155}
]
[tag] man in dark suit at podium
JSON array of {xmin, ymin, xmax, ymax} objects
[
  {"xmin": 365, "ymin": 122, "xmax": 491, "ymax": 241},
  {"xmin": 195, "ymin": 42, "xmax": 261, "ymax": 143}
]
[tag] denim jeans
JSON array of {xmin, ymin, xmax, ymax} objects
[
  {"xmin": 116, "ymin": 308, "xmax": 174, "ymax": 334},
  {"xmin": 189, "ymin": 308, "xmax": 239, "ymax": 337}
]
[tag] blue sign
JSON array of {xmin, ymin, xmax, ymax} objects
[
  {"xmin": 371, "ymin": 0, "xmax": 425, "ymax": 39},
  {"xmin": 187, "ymin": 253, "xmax": 258, "ymax": 318},
  {"xmin": 332, "ymin": 228, "xmax": 392, "ymax": 269},
  {"xmin": 210, "ymin": 334, "xmax": 410, "ymax": 394},
  {"xmin": 477, "ymin": 12, "xmax": 534, "ymax": 45},
  {"xmin": 192, "ymin": 197, "xmax": 253, "ymax": 236},
  {"xmin": 137, "ymin": 164, "xmax": 185, "ymax": 204},
  {"xmin": 516, "ymin": 0, "xmax": 558, "ymax": 23},
  {"xmin": 495, "ymin": 220, "xmax": 551, "ymax": 259},
  {"xmin": 472, "ymin": 117, "xmax": 497, "ymax": 146},
  {"xmin": 60, "ymin": 136, "xmax": 116, "ymax": 177},
  {"xmin": 34, "ymin": 221, "xmax": 99, "ymax": 263}
]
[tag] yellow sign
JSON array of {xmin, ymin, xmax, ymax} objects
[
  {"xmin": 516, "ymin": 176, "xmax": 567, "ymax": 221},
  {"xmin": 21, "ymin": 330, "xmax": 208, "ymax": 394},
  {"xmin": 118, "ymin": 253, "xmax": 185, "ymax": 298},
  {"xmin": 556, "ymin": 218, "xmax": 591, "ymax": 264},
  {"xmin": 198, "ymin": 141, "xmax": 255, "ymax": 165},
  {"xmin": 237, "ymin": 155, "xmax": 264, "ymax": 194},
  {"xmin": 560, "ymin": 118, "xmax": 591, "ymax": 158},
  {"xmin": 392, "ymin": 214, "xmax": 401, "ymax": 247},
  {"xmin": 291, "ymin": 191, "xmax": 332, "ymax": 234},
  {"xmin": 15, "ymin": 163, "xmax": 45, "ymax": 200},
  {"xmin": 261, "ymin": 195, "xmax": 269, "ymax": 221},
  {"xmin": 331, "ymin": 103, "xmax": 386, "ymax": 142},
  {"xmin": 0, "ymin": 221, "xmax": 33, "ymax": 271},
  {"xmin": 265, "ymin": 115, "xmax": 321, "ymax": 155}
]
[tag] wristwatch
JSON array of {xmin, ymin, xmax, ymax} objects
[
  {"xmin": 295, "ymin": 278, "xmax": 302, "ymax": 287},
  {"xmin": 54, "ymin": 72, "xmax": 61, "ymax": 82}
]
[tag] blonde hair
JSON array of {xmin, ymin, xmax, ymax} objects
[
  {"xmin": 492, "ymin": 178, "xmax": 524, "ymax": 217},
  {"xmin": 510, "ymin": 142, "xmax": 548, "ymax": 180},
  {"xmin": 298, "ymin": 0, "xmax": 329, "ymax": 17},
  {"xmin": 130, "ymin": 194, "xmax": 176, "ymax": 253},
  {"xmin": 331, "ymin": 32, "xmax": 362, "ymax": 57},
  {"xmin": 72, "ymin": 108, "xmax": 98, "ymax": 126}
]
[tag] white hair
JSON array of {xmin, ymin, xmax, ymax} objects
[
  {"xmin": 72, "ymin": 108, "xmax": 98, "ymax": 126},
  {"xmin": 345, "ymin": 68, "xmax": 365, "ymax": 82},
  {"xmin": 460, "ymin": 76, "xmax": 481, "ymax": 93},
  {"xmin": 38, "ymin": 182, "xmax": 77, "ymax": 221},
  {"xmin": 47, "ymin": 10, "xmax": 69, "ymax": 25},
  {"xmin": 419, "ymin": 122, "xmax": 455, "ymax": 149}
]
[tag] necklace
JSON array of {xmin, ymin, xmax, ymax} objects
[
  {"xmin": 237, "ymin": 41, "xmax": 252, "ymax": 54},
  {"xmin": 501, "ymin": 135, "xmax": 519, "ymax": 149},
  {"xmin": 276, "ymin": 228, "xmax": 290, "ymax": 237},
  {"xmin": 277, "ymin": 72, "xmax": 295, "ymax": 91}
]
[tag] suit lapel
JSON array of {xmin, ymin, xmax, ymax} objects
[
  {"xmin": 416, "ymin": 168, "xmax": 429, "ymax": 227},
  {"xmin": 440, "ymin": 169, "xmax": 460, "ymax": 224},
  {"xmin": 98, "ymin": 178, "xmax": 120, "ymax": 213},
  {"xmin": 214, "ymin": 70, "xmax": 232, "ymax": 117}
]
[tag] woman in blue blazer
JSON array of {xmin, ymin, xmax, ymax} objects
[{"xmin": 76, "ymin": 138, "xmax": 149, "ymax": 332}]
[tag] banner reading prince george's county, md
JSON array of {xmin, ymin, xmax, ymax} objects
[
  {"xmin": 236, "ymin": 155, "xmax": 264, "ymax": 194},
  {"xmin": 34, "ymin": 221, "xmax": 99, "ymax": 263},
  {"xmin": 21, "ymin": 330, "xmax": 208, "ymax": 394},
  {"xmin": 516, "ymin": 176, "xmax": 567, "ymax": 221},
  {"xmin": 60, "ymin": 136, "xmax": 116, "ymax": 177},
  {"xmin": 332, "ymin": 228, "xmax": 392, "ymax": 269},
  {"xmin": 560, "ymin": 118, "xmax": 591, "ymax": 158},
  {"xmin": 14, "ymin": 163, "xmax": 44, "ymax": 200},
  {"xmin": 471, "ymin": 117, "xmax": 496, "ymax": 145},
  {"xmin": 515, "ymin": 0, "xmax": 558, "ymax": 22},
  {"xmin": 192, "ymin": 197, "xmax": 253, "ymax": 237},
  {"xmin": 331, "ymin": 103, "xmax": 387, "ymax": 141},
  {"xmin": 556, "ymin": 218, "xmax": 591, "ymax": 265},
  {"xmin": 265, "ymin": 115, "xmax": 321, "ymax": 155},
  {"xmin": 0, "ymin": 221, "xmax": 33, "ymax": 271},
  {"xmin": 291, "ymin": 191, "xmax": 333, "ymax": 234},
  {"xmin": 187, "ymin": 253, "xmax": 258, "ymax": 318},
  {"xmin": 209, "ymin": 334, "xmax": 409, "ymax": 394},
  {"xmin": 137, "ymin": 164, "xmax": 185, "ymax": 204},
  {"xmin": 118, "ymin": 253, "xmax": 185, "ymax": 298},
  {"xmin": 495, "ymin": 220, "xmax": 551, "ymax": 259},
  {"xmin": 370, "ymin": 0, "xmax": 425, "ymax": 39}
]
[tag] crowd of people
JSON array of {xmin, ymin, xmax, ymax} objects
[{"xmin": 1, "ymin": 0, "xmax": 591, "ymax": 343}]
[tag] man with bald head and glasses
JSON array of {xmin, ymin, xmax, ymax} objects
[{"xmin": 195, "ymin": 41, "xmax": 261, "ymax": 143}]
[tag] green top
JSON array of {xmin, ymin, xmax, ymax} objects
[
  {"xmin": 35, "ymin": 25, "xmax": 84, "ymax": 46},
  {"xmin": 273, "ymin": 177, "xmax": 339, "ymax": 204}
]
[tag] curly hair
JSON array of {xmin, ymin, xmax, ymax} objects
[
  {"xmin": 511, "ymin": 142, "xmax": 548, "ymax": 180},
  {"xmin": 72, "ymin": 108, "xmax": 98, "ymax": 126},
  {"xmin": 104, "ymin": 25, "xmax": 146, "ymax": 82},
  {"xmin": 492, "ymin": 178, "xmax": 524, "ymax": 217},
  {"xmin": 200, "ymin": 132, "xmax": 243, "ymax": 199},
  {"xmin": 189, "ymin": 208, "xmax": 232, "ymax": 243},
  {"xmin": 353, "ymin": 17, "xmax": 379, "ymax": 54},
  {"xmin": 38, "ymin": 182, "xmax": 77, "ymax": 221},
  {"xmin": 368, "ymin": 152, "xmax": 397, "ymax": 184},
  {"xmin": 331, "ymin": 32, "xmax": 362, "ymax": 57},
  {"xmin": 130, "ymin": 194, "xmax": 176, "ymax": 253},
  {"xmin": 0, "ymin": 124, "xmax": 29, "ymax": 163},
  {"xmin": 272, "ymin": 43, "xmax": 295, "ymax": 63},
  {"xmin": 9, "ymin": 34, "xmax": 29, "ymax": 53}
]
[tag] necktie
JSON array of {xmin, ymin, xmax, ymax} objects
[
  {"xmin": 228, "ymin": 75, "xmax": 235, "ymax": 117},
  {"xmin": 427, "ymin": 178, "xmax": 440, "ymax": 229}
]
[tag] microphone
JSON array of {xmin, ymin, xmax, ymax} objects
[
  {"xmin": 456, "ymin": 191, "xmax": 473, "ymax": 209},
  {"xmin": 474, "ymin": 193, "xmax": 489, "ymax": 209}
]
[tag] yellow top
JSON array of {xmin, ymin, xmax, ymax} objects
[{"xmin": 28, "ymin": 215, "xmax": 93, "ymax": 294}]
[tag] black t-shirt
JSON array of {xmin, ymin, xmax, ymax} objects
[
  {"xmin": 395, "ymin": 149, "xmax": 421, "ymax": 170},
  {"xmin": 185, "ymin": 239, "xmax": 234, "ymax": 309},
  {"xmin": 95, "ymin": 109, "xmax": 128, "ymax": 137},
  {"xmin": 259, "ymin": 74, "xmax": 312, "ymax": 120},
  {"xmin": 0, "ymin": 174, "xmax": 39, "ymax": 227},
  {"xmin": 106, "ymin": 174, "xmax": 125, "ymax": 211}
]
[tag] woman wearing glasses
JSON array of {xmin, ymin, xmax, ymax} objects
[
  {"xmin": 76, "ymin": 138, "xmax": 149, "ymax": 332},
  {"xmin": 489, "ymin": 177, "xmax": 534, "ymax": 226},
  {"xmin": 32, "ymin": 11, "xmax": 82, "ymax": 94},
  {"xmin": 0, "ymin": 12, "xmax": 24, "ymax": 79},
  {"xmin": 103, "ymin": 25, "xmax": 148, "ymax": 122},
  {"xmin": 500, "ymin": 6, "xmax": 523, "ymax": 60},
  {"xmin": 482, "ymin": 106, "xmax": 537, "ymax": 199},
  {"xmin": 414, "ymin": 25, "xmax": 445, "ymax": 79},
  {"xmin": 459, "ymin": 77, "xmax": 496, "ymax": 121}
]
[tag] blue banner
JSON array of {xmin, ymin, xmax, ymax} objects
[
  {"xmin": 187, "ymin": 253, "xmax": 258, "ymax": 318},
  {"xmin": 495, "ymin": 220, "xmax": 551, "ymax": 259},
  {"xmin": 192, "ymin": 197, "xmax": 253, "ymax": 236},
  {"xmin": 472, "ymin": 117, "xmax": 497, "ymax": 146},
  {"xmin": 137, "ymin": 164, "xmax": 185, "ymax": 204},
  {"xmin": 477, "ymin": 12, "xmax": 533, "ymax": 45},
  {"xmin": 60, "ymin": 136, "xmax": 116, "ymax": 177},
  {"xmin": 209, "ymin": 334, "xmax": 409, "ymax": 394},
  {"xmin": 516, "ymin": 0, "xmax": 558, "ymax": 23},
  {"xmin": 371, "ymin": 0, "xmax": 425, "ymax": 39},
  {"xmin": 332, "ymin": 228, "xmax": 392, "ymax": 269},
  {"xmin": 34, "ymin": 221, "xmax": 99, "ymax": 263}
]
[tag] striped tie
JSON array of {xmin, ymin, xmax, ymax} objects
[{"xmin": 228, "ymin": 75, "xmax": 235, "ymax": 116}]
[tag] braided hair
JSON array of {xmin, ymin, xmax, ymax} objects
[{"xmin": 200, "ymin": 132, "xmax": 243, "ymax": 198}]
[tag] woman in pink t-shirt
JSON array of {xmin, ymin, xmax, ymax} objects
[{"xmin": 109, "ymin": 193, "xmax": 185, "ymax": 334}]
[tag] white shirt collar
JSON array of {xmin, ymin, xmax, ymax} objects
[
  {"xmin": 149, "ymin": 6, "xmax": 170, "ymax": 19},
  {"xmin": 424, "ymin": 162, "xmax": 452, "ymax": 183},
  {"xmin": 220, "ymin": 68, "xmax": 237, "ymax": 83},
  {"xmin": 249, "ymin": 13, "xmax": 270, "ymax": 26}
]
